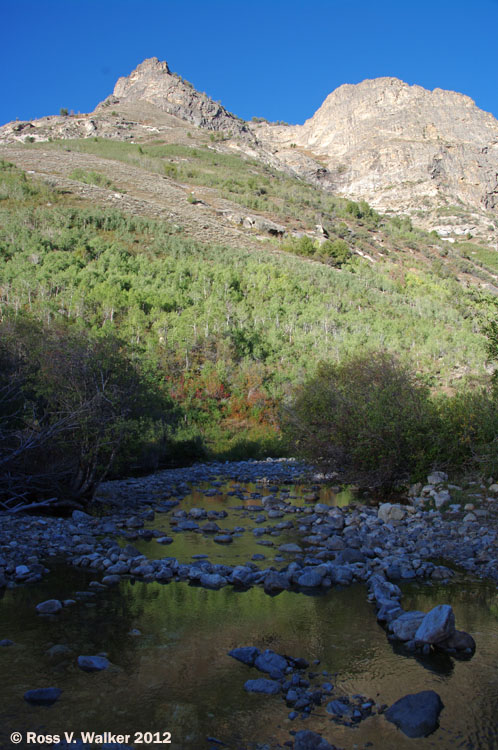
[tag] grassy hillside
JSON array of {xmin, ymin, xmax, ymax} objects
[{"xmin": 0, "ymin": 155, "xmax": 496, "ymax": 465}]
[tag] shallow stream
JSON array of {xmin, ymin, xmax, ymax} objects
[{"xmin": 1, "ymin": 480, "xmax": 498, "ymax": 750}]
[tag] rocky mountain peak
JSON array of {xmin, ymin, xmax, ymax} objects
[
  {"xmin": 101, "ymin": 57, "xmax": 247, "ymax": 135},
  {"xmin": 258, "ymin": 76, "xmax": 498, "ymax": 231},
  {"xmin": 112, "ymin": 57, "xmax": 171, "ymax": 97}
]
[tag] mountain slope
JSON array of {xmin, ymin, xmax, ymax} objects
[{"xmin": 1, "ymin": 61, "xmax": 497, "ymax": 239}]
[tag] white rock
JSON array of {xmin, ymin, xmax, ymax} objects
[
  {"xmin": 434, "ymin": 490, "xmax": 451, "ymax": 509},
  {"xmin": 427, "ymin": 471, "xmax": 448, "ymax": 485},
  {"xmin": 378, "ymin": 503, "xmax": 406, "ymax": 523}
]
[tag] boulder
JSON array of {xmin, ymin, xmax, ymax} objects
[
  {"xmin": 414, "ymin": 605, "xmax": 455, "ymax": 644},
  {"xmin": 293, "ymin": 730, "xmax": 336, "ymax": 750},
  {"xmin": 390, "ymin": 611, "xmax": 426, "ymax": 641},
  {"xmin": 297, "ymin": 569, "xmax": 324, "ymax": 588},
  {"xmin": 36, "ymin": 599, "xmax": 62, "ymax": 615},
  {"xmin": 324, "ymin": 535, "xmax": 345, "ymax": 551},
  {"xmin": 156, "ymin": 536, "xmax": 173, "ymax": 544},
  {"xmin": 376, "ymin": 603, "xmax": 404, "ymax": 624},
  {"xmin": 228, "ymin": 646, "xmax": 260, "ymax": 666},
  {"xmin": 77, "ymin": 655, "xmax": 110, "ymax": 672},
  {"xmin": 230, "ymin": 566, "xmax": 254, "ymax": 587},
  {"xmin": 335, "ymin": 548, "xmax": 366, "ymax": 564},
  {"xmin": 385, "ymin": 690, "xmax": 444, "ymax": 737},
  {"xmin": 199, "ymin": 573, "xmax": 227, "ymax": 589},
  {"xmin": 176, "ymin": 520, "xmax": 199, "ymax": 531},
  {"xmin": 264, "ymin": 570, "xmax": 291, "ymax": 594},
  {"xmin": 326, "ymin": 699, "xmax": 353, "ymax": 717},
  {"xmin": 433, "ymin": 490, "xmax": 451, "ymax": 509},
  {"xmin": 254, "ymin": 649, "xmax": 288, "ymax": 677},
  {"xmin": 213, "ymin": 534, "xmax": 233, "ymax": 544},
  {"xmin": 328, "ymin": 564, "xmax": 353, "ymax": 586},
  {"xmin": 438, "ymin": 629, "xmax": 476, "ymax": 654},
  {"xmin": 24, "ymin": 687, "xmax": 62, "ymax": 705},
  {"xmin": 368, "ymin": 574, "xmax": 402, "ymax": 606},
  {"xmin": 378, "ymin": 503, "xmax": 406, "ymax": 523},
  {"xmin": 279, "ymin": 543, "xmax": 303, "ymax": 554},
  {"xmin": 72, "ymin": 510, "xmax": 92, "ymax": 522},
  {"xmin": 244, "ymin": 678, "xmax": 281, "ymax": 695},
  {"xmin": 102, "ymin": 574, "xmax": 121, "ymax": 586},
  {"xmin": 46, "ymin": 644, "xmax": 73, "ymax": 660},
  {"xmin": 427, "ymin": 471, "xmax": 448, "ymax": 484}
]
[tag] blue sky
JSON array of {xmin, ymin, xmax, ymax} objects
[{"xmin": 2, "ymin": 0, "xmax": 498, "ymax": 126}]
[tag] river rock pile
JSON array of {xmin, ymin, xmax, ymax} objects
[
  {"xmin": 367, "ymin": 574, "xmax": 476, "ymax": 656},
  {"xmin": 229, "ymin": 646, "xmax": 376, "ymax": 726},
  {"xmin": 229, "ymin": 645, "xmax": 445, "ymax": 744},
  {"xmin": 1, "ymin": 463, "xmax": 497, "ymax": 607}
]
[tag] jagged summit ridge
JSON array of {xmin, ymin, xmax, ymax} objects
[{"xmin": 101, "ymin": 56, "xmax": 247, "ymax": 134}]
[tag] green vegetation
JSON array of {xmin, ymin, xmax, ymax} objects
[
  {"xmin": 0, "ymin": 318, "xmax": 177, "ymax": 509},
  {"xmin": 283, "ymin": 352, "xmax": 437, "ymax": 489},
  {"xmin": 284, "ymin": 351, "xmax": 498, "ymax": 491},
  {"xmin": 68, "ymin": 168, "xmax": 115, "ymax": 189},
  {"xmin": 2, "ymin": 157, "xmax": 498, "ymax": 489}
]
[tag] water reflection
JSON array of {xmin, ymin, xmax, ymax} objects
[
  {"xmin": 125, "ymin": 482, "xmax": 357, "ymax": 566},
  {"xmin": 1, "ymin": 567, "xmax": 498, "ymax": 749}
]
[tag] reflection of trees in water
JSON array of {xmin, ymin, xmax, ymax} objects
[
  {"xmin": 3, "ymin": 566, "xmax": 498, "ymax": 747},
  {"xmin": 401, "ymin": 579, "xmax": 498, "ymax": 633}
]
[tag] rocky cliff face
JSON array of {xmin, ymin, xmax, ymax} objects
[
  {"xmin": 100, "ymin": 57, "xmax": 248, "ymax": 135},
  {"xmin": 257, "ymin": 77, "xmax": 498, "ymax": 228}
]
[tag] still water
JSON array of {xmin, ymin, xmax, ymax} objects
[{"xmin": 1, "ymin": 482, "xmax": 498, "ymax": 749}]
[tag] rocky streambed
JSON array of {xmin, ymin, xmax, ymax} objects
[{"xmin": 1, "ymin": 459, "xmax": 498, "ymax": 749}]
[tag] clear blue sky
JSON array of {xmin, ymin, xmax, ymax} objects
[{"xmin": 2, "ymin": 0, "xmax": 498, "ymax": 126}]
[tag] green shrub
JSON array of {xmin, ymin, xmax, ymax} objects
[
  {"xmin": 319, "ymin": 238, "xmax": 351, "ymax": 266},
  {"xmin": 283, "ymin": 351, "xmax": 437, "ymax": 490},
  {"xmin": 68, "ymin": 168, "xmax": 114, "ymax": 189},
  {"xmin": 0, "ymin": 317, "xmax": 180, "ymax": 508},
  {"xmin": 434, "ymin": 389, "xmax": 498, "ymax": 474},
  {"xmin": 163, "ymin": 162, "xmax": 178, "ymax": 179}
]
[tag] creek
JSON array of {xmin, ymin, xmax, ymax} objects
[{"xmin": 1, "ymin": 474, "xmax": 498, "ymax": 750}]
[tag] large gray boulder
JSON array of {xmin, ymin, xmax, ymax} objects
[
  {"xmin": 228, "ymin": 647, "xmax": 260, "ymax": 666},
  {"xmin": 415, "ymin": 605, "xmax": 455, "ymax": 644},
  {"xmin": 264, "ymin": 570, "xmax": 291, "ymax": 594},
  {"xmin": 36, "ymin": 599, "xmax": 62, "ymax": 615},
  {"xmin": 385, "ymin": 690, "xmax": 444, "ymax": 737},
  {"xmin": 229, "ymin": 565, "xmax": 254, "ymax": 587},
  {"xmin": 297, "ymin": 569, "xmax": 325, "ymax": 588},
  {"xmin": 369, "ymin": 574, "xmax": 402, "ymax": 606},
  {"xmin": 391, "ymin": 611, "xmax": 426, "ymax": 641},
  {"xmin": 378, "ymin": 503, "xmax": 406, "ymax": 523},
  {"xmin": 199, "ymin": 573, "xmax": 227, "ymax": 589},
  {"xmin": 438, "ymin": 630, "xmax": 476, "ymax": 654},
  {"xmin": 254, "ymin": 649, "xmax": 288, "ymax": 677}
]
